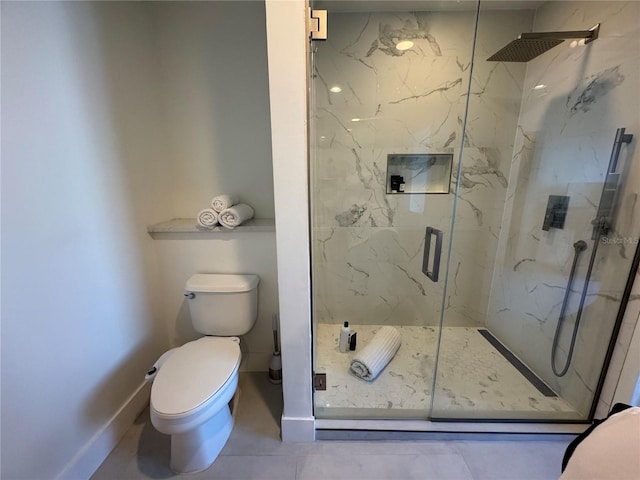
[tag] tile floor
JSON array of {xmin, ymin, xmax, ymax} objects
[{"xmin": 92, "ymin": 372, "xmax": 574, "ymax": 480}]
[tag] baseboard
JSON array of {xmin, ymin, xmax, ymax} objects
[
  {"xmin": 281, "ymin": 415, "xmax": 315, "ymax": 442},
  {"xmin": 55, "ymin": 381, "xmax": 151, "ymax": 480}
]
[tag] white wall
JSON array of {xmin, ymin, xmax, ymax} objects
[
  {"xmin": 154, "ymin": 1, "xmax": 275, "ymax": 220},
  {"xmin": 1, "ymin": 2, "xmax": 171, "ymax": 478},
  {"xmin": 148, "ymin": 1, "xmax": 277, "ymax": 366}
]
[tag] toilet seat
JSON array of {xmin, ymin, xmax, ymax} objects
[{"xmin": 151, "ymin": 337, "xmax": 241, "ymax": 420}]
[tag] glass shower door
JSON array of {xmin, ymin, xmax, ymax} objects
[
  {"xmin": 431, "ymin": 0, "xmax": 640, "ymax": 421},
  {"xmin": 310, "ymin": 3, "xmax": 479, "ymax": 419}
]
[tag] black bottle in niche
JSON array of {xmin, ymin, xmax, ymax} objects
[{"xmin": 390, "ymin": 175, "xmax": 405, "ymax": 192}]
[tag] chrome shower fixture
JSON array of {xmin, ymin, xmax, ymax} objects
[{"xmin": 487, "ymin": 23, "xmax": 600, "ymax": 62}]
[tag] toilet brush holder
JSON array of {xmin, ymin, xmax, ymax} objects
[
  {"xmin": 269, "ymin": 352, "xmax": 282, "ymax": 384},
  {"xmin": 269, "ymin": 313, "xmax": 282, "ymax": 384}
]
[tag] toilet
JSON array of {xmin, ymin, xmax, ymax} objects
[{"xmin": 149, "ymin": 273, "xmax": 259, "ymax": 473}]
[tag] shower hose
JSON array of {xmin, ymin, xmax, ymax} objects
[
  {"xmin": 551, "ymin": 238, "xmax": 600, "ymax": 377},
  {"xmin": 551, "ymin": 127, "xmax": 632, "ymax": 377}
]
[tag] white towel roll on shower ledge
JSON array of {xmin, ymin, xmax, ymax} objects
[
  {"xmin": 350, "ymin": 326, "xmax": 401, "ymax": 381},
  {"xmin": 218, "ymin": 203, "xmax": 254, "ymax": 229},
  {"xmin": 197, "ymin": 208, "xmax": 219, "ymax": 228},
  {"xmin": 211, "ymin": 194, "xmax": 239, "ymax": 213}
]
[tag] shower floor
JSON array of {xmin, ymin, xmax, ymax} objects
[{"xmin": 315, "ymin": 324, "xmax": 581, "ymax": 420}]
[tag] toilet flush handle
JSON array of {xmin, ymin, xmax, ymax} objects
[{"xmin": 184, "ymin": 292, "xmax": 195, "ymax": 299}]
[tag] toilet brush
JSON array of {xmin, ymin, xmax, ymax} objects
[{"xmin": 269, "ymin": 314, "xmax": 282, "ymax": 384}]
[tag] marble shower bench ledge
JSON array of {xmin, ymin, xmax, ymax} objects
[{"xmin": 147, "ymin": 218, "xmax": 275, "ymax": 236}]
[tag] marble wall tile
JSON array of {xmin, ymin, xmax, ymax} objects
[
  {"xmin": 312, "ymin": 8, "xmax": 532, "ymax": 328},
  {"xmin": 313, "ymin": 226, "xmax": 444, "ymax": 326}
]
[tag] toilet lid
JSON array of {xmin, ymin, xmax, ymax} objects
[{"xmin": 151, "ymin": 337, "xmax": 241, "ymax": 418}]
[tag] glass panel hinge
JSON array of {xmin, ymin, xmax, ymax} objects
[{"xmin": 309, "ymin": 9, "xmax": 327, "ymax": 40}]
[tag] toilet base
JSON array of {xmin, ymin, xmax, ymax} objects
[{"xmin": 169, "ymin": 404, "xmax": 234, "ymax": 474}]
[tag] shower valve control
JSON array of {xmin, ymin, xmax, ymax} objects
[{"xmin": 542, "ymin": 195, "xmax": 570, "ymax": 231}]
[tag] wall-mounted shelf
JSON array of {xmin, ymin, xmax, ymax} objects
[{"xmin": 148, "ymin": 218, "xmax": 275, "ymax": 237}]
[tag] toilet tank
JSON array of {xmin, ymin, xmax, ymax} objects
[{"xmin": 185, "ymin": 274, "xmax": 259, "ymax": 336}]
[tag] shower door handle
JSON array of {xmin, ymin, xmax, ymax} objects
[{"xmin": 422, "ymin": 227, "xmax": 443, "ymax": 282}]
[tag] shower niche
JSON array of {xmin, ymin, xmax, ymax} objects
[{"xmin": 385, "ymin": 153, "xmax": 453, "ymax": 194}]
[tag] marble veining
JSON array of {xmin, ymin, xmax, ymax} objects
[
  {"xmin": 374, "ymin": 14, "xmax": 444, "ymax": 58},
  {"xmin": 336, "ymin": 204, "xmax": 367, "ymax": 227},
  {"xmin": 312, "ymin": 10, "xmax": 530, "ymax": 328},
  {"xmin": 568, "ymin": 65, "xmax": 625, "ymax": 117},
  {"xmin": 315, "ymin": 324, "xmax": 579, "ymax": 420}
]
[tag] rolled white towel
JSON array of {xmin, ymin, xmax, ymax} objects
[
  {"xmin": 211, "ymin": 194, "xmax": 239, "ymax": 213},
  {"xmin": 350, "ymin": 326, "xmax": 401, "ymax": 381},
  {"xmin": 197, "ymin": 208, "xmax": 218, "ymax": 228},
  {"xmin": 218, "ymin": 204, "xmax": 254, "ymax": 229}
]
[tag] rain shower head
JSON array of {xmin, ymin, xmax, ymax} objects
[
  {"xmin": 487, "ymin": 23, "xmax": 600, "ymax": 62},
  {"xmin": 487, "ymin": 38, "xmax": 564, "ymax": 62}
]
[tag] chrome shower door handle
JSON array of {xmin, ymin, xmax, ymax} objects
[{"xmin": 422, "ymin": 227, "xmax": 444, "ymax": 282}]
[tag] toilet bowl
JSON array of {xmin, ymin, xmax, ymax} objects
[{"xmin": 150, "ymin": 336, "xmax": 241, "ymax": 473}]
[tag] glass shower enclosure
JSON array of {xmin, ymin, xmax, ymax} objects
[{"xmin": 310, "ymin": 0, "xmax": 640, "ymax": 422}]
